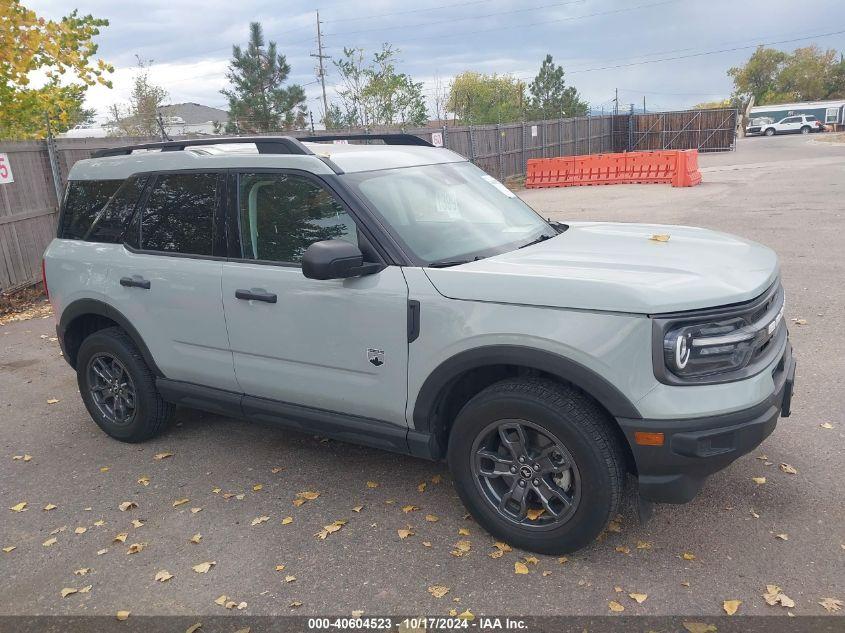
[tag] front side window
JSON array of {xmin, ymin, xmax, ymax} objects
[
  {"xmin": 139, "ymin": 173, "xmax": 218, "ymax": 255},
  {"xmin": 59, "ymin": 180, "xmax": 123, "ymax": 240},
  {"xmin": 237, "ymin": 173, "xmax": 358, "ymax": 264},
  {"xmin": 342, "ymin": 161, "xmax": 554, "ymax": 264}
]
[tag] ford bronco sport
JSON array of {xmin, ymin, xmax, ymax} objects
[{"xmin": 43, "ymin": 134, "xmax": 795, "ymax": 554}]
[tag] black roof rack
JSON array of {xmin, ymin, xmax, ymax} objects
[
  {"xmin": 91, "ymin": 136, "xmax": 312, "ymax": 159},
  {"xmin": 301, "ymin": 133, "xmax": 433, "ymax": 147}
]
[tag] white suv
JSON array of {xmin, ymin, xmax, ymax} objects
[
  {"xmin": 759, "ymin": 114, "xmax": 824, "ymax": 136},
  {"xmin": 43, "ymin": 135, "xmax": 795, "ymax": 553}
]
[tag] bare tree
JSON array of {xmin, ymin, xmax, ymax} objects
[
  {"xmin": 432, "ymin": 73, "xmax": 450, "ymax": 123},
  {"xmin": 105, "ymin": 57, "xmax": 168, "ymax": 136}
]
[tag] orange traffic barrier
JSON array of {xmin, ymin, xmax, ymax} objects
[{"xmin": 525, "ymin": 150, "xmax": 702, "ymax": 189}]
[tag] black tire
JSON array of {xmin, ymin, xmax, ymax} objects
[
  {"xmin": 447, "ymin": 377, "xmax": 625, "ymax": 554},
  {"xmin": 764, "ymin": 128, "xmax": 776, "ymax": 136},
  {"xmin": 800, "ymin": 126, "xmax": 811, "ymax": 135},
  {"xmin": 77, "ymin": 327, "xmax": 174, "ymax": 442}
]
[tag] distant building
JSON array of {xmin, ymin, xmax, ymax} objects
[
  {"xmin": 749, "ymin": 100, "xmax": 845, "ymax": 130},
  {"xmin": 157, "ymin": 103, "xmax": 229, "ymax": 135}
]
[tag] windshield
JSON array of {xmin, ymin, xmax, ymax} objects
[{"xmin": 342, "ymin": 161, "xmax": 556, "ymax": 265}]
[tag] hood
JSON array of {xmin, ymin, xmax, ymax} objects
[{"xmin": 424, "ymin": 222, "xmax": 779, "ymax": 314}]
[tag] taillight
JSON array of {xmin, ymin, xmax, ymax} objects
[{"xmin": 41, "ymin": 258, "xmax": 49, "ymax": 301}]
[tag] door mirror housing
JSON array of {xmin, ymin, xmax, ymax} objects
[{"xmin": 302, "ymin": 240, "xmax": 384, "ymax": 280}]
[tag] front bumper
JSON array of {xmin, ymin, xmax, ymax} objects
[{"xmin": 618, "ymin": 342, "xmax": 795, "ymax": 503}]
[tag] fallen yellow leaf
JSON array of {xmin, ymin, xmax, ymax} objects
[
  {"xmin": 428, "ymin": 585, "xmax": 450, "ymax": 598},
  {"xmin": 780, "ymin": 463, "xmax": 798, "ymax": 475},
  {"xmin": 74, "ymin": 568, "xmax": 91, "ymax": 576},
  {"xmin": 251, "ymin": 515, "xmax": 270, "ymax": 526},
  {"xmin": 114, "ymin": 533, "xmax": 128, "ymax": 543},
  {"xmin": 615, "ymin": 545, "xmax": 630, "ymax": 555},
  {"xmin": 457, "ymin": 610, "xmax": 474, "ymax": 621},
  {"xmin": 60, "ymin": 587, "xmax": 78, "ymax": 598},
  {"xmin": 154, "ymin": 570, "xmax": 173, "ymax": 582},
  {"xmin": 42, "ymin": 537, "xmax": 57, "ymax": 547},
  {"xmin": 351, "ymin": 506, "xmax": 363, "ymax": 513},
  {"xmin": 366, "ymin": 481, "xmax": 379, "ymax": 488},
  {"xmin": 315, "ymin": 520, "xmax": 347, "ymax": 539},
  {"xmin": 526, "ymin": 508, "xmax": 545, "ymax": 521},
  {"xmin": 137, "ymin": 475, "xmax": 150, "ymax": 486},
  {"xmin": 9, "ymin": 502, "xmax": 27, "ymax": 512},
  {"xmin": 284, "ymin": 575, "xmax": 296, "ymax": 583},
  {"xmin": 2, "ymin": 546, "xmax": 16, "ymax": 553},
  {"xmin": 649, "ymin": 234, "xmax": 670, "ymax": 242},
  {"xmin": 116, "ymin": 611, "xmax": 130, "ymax": 621},
  {"xmin": 153, "ymin": 452, "xmax": 173, "ymax": 460},
  {"xmin": 43, "ymin": 503, "xmax": 57, "ymax": 511},
  {"xmin": 397, "ymin": 528, "xmax": 415, "ymax": 539},
  {"xmin": 636, "ymin": 541, "xmax": 652, "ymax": 549},
  {"xmin": 74, "ymin": 526, "xmax": 87, "ymax": 535},
  {"xmin": 682, "ymin": 552, "xmax": 696, "ymax": 561},
  {"xmin": 417, "ymin": 482, "xmax": 427, "ymax": 492},
  {"xmin": 126, "ymin": 543, "xmax": 145, "ymax": 554},
  {"xmin": 290, "ymin": 601, "xmax": 302, "ymax": 608},
  {"xmin": 172, "ymin": 498, "xmax": 189, "ymax": 507},
  {"xmin": 252, "ymin": 484, "xmax": 263, "ymax": 492},
  {"xmin": 281, "ymin": 516, "xmax": 293, "ymax": 525},
  {"xmin": 275, "ymin": 564, "xmax": 285, "ymax": 571},
  {"xmin": 189, "ymin": 533, "xmax": 202, "ymax": 544},
  {"xmin": 192, "ymin": 561, "xmax": 215, "ymax": 574},
  {"xmin": 431, "ymin": 475, "xmax": 443, "ymax": 484},
  {"xmin": 819, "ymin": 598, "xmax": 843, "ymax": 613},
  {"xmin": 47, "ymin": 398, "xmax": 60, "ymax": 404},
  {"xmin": 630, "ymin": 593, "xmax": 648, "ymax": 604},
  {"xmin": 752, "ymin": 477, "xmax": 766, "ymax": 484},
  {"xmin": 514, "ymin": 561, "xmax": 529, "ymax": 575},
  {"xmin": 402, "ymin": 505, "xmax": 419, "ymax": 513},
  {"xmin": 820, "ymin": 422, "xmax": 834, "ymax": 429},
  {"xmin": 723, "ymin": 599, "xmax": 741, "ymax": 615},
  {"xmin": 425, "ymin": 514, "xmax": 439, "ymax": 522},
  {"xmin": 118, "ymin": 501, "xmax": 137, "ymax": 512},
  {"xmin": 609, "ymin": 600, "xmax": 625, "ymax": 612}
]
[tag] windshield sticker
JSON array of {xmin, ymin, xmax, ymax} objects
[
  {"xmin": 480, "ymin": 174, "xmax": 516, "ymax": 198},
  {"xmin": 435, "ymin": 189, "xmax": 460, "ymax": 217}
]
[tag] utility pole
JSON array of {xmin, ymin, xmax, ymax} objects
[
  {"xmin": 614, "ymin": 88, "xmax": 618, "ymax": 115},
  {"xmin": 643, "ymin": 96, "xmax": 646, "ymax": 113},
  {"xmin": 310, "ymin": 10, "xmax": 330, "ymax": 129}
]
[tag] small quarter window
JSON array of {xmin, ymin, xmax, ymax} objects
[
  {"xmin": 237, "ymin": 173, "xmax": 358, "ymax": 264},
  {"xmin": 58, "ymin": 180, "xmax": 123, "ymax": 240},
  {"xmin": 140, "ymin": 173, "xmax": 218, "ymax": 256}
]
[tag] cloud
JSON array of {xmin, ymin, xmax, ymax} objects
[{"xmin": 24, "ymin": 0, "xmax": 845, "ymax": 118}]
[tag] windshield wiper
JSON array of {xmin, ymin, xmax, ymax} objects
[
  {"xmin": 518, "ymin": 233, "xmax": 555, "ymax": 249},
  {"xmin": 427, "ymin": 259, "xmax": 473, "ymax": 268}
]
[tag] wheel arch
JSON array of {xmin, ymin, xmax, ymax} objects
[
  {"xmin": 58, "ymin": 298, "xmax": 163, "ymax": 377},
  {"xmin": 412, "ymin": 346, "xmax": 642, "ymax": 459}
]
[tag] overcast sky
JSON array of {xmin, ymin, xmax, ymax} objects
[{"xmin": 27, "ymin": 0, "xmax": 845, "ymax": 120}]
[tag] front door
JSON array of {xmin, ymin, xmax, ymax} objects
[{"xmin": 221, "ymin": 171, "xmax": 409, "ymax": 426}]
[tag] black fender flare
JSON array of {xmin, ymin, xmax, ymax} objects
[
  {"xmin": 412, "ymin": 345, "xmax": 642, "ymax": 433},
  {"xmin": 58, "ymin": 298, "xmax": 164, "ymax": 377}
]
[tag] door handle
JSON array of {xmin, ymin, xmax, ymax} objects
[
  {"xmin": 120, "ymin": 276, "xmax": 151, "ymax": 290},
  {"xmin": 235, "ymin": 289, "xmax": 277, "ymax": 303}
]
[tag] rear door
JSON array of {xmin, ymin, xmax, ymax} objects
[
  {"xmin": 778, "ymin": 116, "xmax": 802, "ymax": 133},
  {"xmin": 220, "ymin": 171, "xmax": 409, "ymax": 425},
  {"xmin": 108, "ymin": 171, "xmax": 239, "ymax": 392}
]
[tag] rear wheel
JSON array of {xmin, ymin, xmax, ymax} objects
[
  {"xmin": 447, "ymin": 377, "xmax": 625, "ymax": 554},
  {"xmin": 764, "ymin": 128, "xmax": 776, "ymax": 136},
  {"xmin": 77, "ymin": 327, "xmax": 174, "ymax": 442},
  {"xmin": 800, "ymin": 126, "xmax": 811, "ymax": 135}
]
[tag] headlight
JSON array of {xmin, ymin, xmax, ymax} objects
[
  {"xmin": 663, "ymin": 317, "xmax": 758, "ymax": 378},
  {"xmin": 653, "ymin": 283, "xmax": 786, "ymax": 385}
]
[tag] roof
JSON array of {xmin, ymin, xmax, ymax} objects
[
  {"xmin": 750, "ymin": 100, "xmax": 845, "ymax": 112},
  {"xmin": 68, "ymin": 138, "xmax": 465, "ymax": 181},
  {"xmin": 157, "ymin": 103, "xmax": 229, "ymax": 124}
]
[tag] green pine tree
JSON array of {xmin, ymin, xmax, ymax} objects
[
  {"xmin": 527, "ymin": 54, "xmax": 588, "ymax": 120},
  {"xmin": 221, "ymin": 22, "xmax": 306, "ymax": 133}
]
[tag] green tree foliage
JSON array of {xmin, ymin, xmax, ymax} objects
[
  {"xmin": 729, "ymin": 45, "xmax": 845, "ymax": 104},
  {"xmin": 0, "ymin": 1, "xmax": 112, "ymax": 139},
  {"xmin": 222, "ymin": 22, "xmax": 307, "ymax": 133},
  {"xmin": 328, "ymin": 45, "xmax": 427, "ymax": 127},
  {"xmin": 447, "ymin": 72, "xmax": 526, "ymax": 124},
  {"xmin": 105, "ymin": 57, "xmax": 168, "ymax": 136},
  {"xmin": 526, "ymin": 55, "xmax": 588, "ymax": 119}
]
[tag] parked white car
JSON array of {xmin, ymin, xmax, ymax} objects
[{"xmin": 758, "ymin": 114, "xmax": 825, "ymax": 136}]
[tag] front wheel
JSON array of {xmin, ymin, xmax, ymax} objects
[{"xmin": 447, "ymin": 378, "xmax": 625, "ymax": 554}]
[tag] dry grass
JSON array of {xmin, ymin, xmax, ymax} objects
[
  {"xmin": 0, "ymin": 283, "xmax": 53, "ymax": 326},
  {"xmin": 814, "ymin": 132, "xmax": 845, "ymax": 144}
]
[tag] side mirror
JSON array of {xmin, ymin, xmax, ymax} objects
[{"xmin": 302, "ymin": 240, "xmax": 383, "ymax": 280}]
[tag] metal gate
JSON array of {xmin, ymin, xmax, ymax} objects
[{"xmin": 614, "ymin": 108, "xmax": 737, "ymax": 153}]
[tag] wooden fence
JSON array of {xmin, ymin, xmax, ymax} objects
[{"xmin": 0, "ymin": 109, "xmax": 734, "ymax": 291}]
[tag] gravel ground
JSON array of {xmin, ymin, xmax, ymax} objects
[{"xmin": 0, "ymin": 133, "xmax": 843, "ymax": 622}]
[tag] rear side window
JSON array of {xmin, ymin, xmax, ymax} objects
[
  {"xmin": 84, "ymin": 176, "xmax": 148, "ymax": 243},
  {"xmin": 137, "ymin": 173, "xmax": 218, "ymax": 256},
  {"xmin": 59, "ymin": 180, "xmax": 123, "ymax": 239}
]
